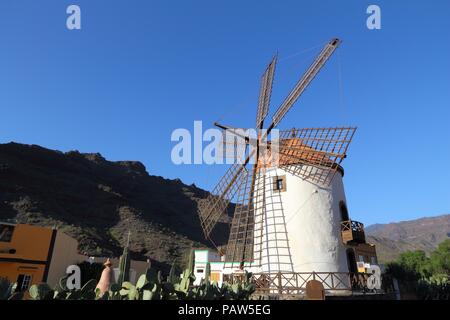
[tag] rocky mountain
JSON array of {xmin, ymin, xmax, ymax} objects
[
  {"xmin": 0, "ymin": 142, "xmax": 230, "ymax": 270},
  {"xmin": 366, "ymin": 214, "xmax": 450, "ymax": 262}
]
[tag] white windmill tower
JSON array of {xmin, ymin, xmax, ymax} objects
[{"xmin": 198, "ymin": 38, "xmax": 367, "ymax": 293}]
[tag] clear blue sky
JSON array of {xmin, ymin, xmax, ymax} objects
[{"xmin": 0, "ymin": 0, "xmax": 449, "ymax": 225}]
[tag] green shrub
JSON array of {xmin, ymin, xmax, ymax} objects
[{"xmin": 385, "ymin": 239, "xmax": 450, "ymax": 300}]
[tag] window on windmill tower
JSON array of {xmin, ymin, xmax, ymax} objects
[{"xmin": 273, "ymin": 176, "xmax": 286, "ymax": 192}]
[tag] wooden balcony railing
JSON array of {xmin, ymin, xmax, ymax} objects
[
  {"xmin": 341, "ymin": 220, "xmax": 366, "ymax": 244},
  {"xmin": 223, "ymin": 271, "xmax": 377, "ymax": 296}
]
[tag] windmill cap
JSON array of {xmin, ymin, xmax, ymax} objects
[{"xmin": 257, "ymin": 137, "xmax": 345, "ymax": 176}]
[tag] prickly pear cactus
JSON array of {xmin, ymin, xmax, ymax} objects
[{"xmin": 29, "ymin": 283, "xmax": 53, "ymax": 300}]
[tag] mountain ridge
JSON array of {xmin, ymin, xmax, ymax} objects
[
  {"xmin": 0, "ymin": 142, "xmax": 230, "ymax": 270},
  {"xmin": 365, "ymin": 214, "xmax": 450, "ymax": 262}
]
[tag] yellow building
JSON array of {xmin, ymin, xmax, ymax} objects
[
  {"xmin": 0, "ymin": 222, "xmax": 153, "ymax": 293},
  {"xmin": 0, "ymin": 222, "xmax": 85, "ymax": 291}
]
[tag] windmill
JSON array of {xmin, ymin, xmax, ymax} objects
[{"xmin": 198, "ymin": 38, "xmax": 357, "ymax": 275}]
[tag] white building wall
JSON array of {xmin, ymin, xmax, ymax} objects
[
  {"xmin": 193, "ymin": 250, "xmax": 228, "ymax": 286},
  {"xmin": 253, "ymin": 165, "xmax": 349, "ymax": 274}
]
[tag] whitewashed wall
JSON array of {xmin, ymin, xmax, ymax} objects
[{"xmin": 253, "ymin": 165, "xmax": 349, "ymax": 275}]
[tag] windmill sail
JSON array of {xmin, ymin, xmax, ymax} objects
[
  {"xmin": 269, "ymin": 39, "xmax": 341, "ymax": 130},
  {"xmin": 256, "ymin": 56, "xmax": 277, "ymax": 129},
  {"xmin": 198, "ymin": 162, "xmax": 248, "ymax": 238},
  {"xmin": 225, "ymin": 56, "xmax": 278, "ymax": 264},
  {"xmin": 225, "ymin": 169, "xmax": 254, "ymax": 265},
  {"xmin": 274, "ymin": 127, "xmax": 357, "ymax": 185}
]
